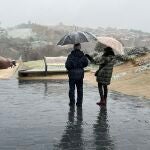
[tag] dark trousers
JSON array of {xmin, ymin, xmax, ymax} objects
[
  {"xmin": 69, "ymin": 79, "xmax": 83, "ymax": 105},
  {"xmin": 98, "ymin": 83, "xmax": 108, "ymax": 100}
]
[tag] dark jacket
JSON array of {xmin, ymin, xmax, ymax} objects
[{"xmin": 65, "ymin": 49, "xmax": 88, "ymax": 80}]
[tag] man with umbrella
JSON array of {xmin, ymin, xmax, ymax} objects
[
  {"xmin": 57, "ymin": 31, "xmax": 97, "ymax": 107},
  {"xmin": 65, "ymin": 43, "xmax": 88, "ymax": 107}
]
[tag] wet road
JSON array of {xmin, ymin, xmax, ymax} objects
[{"xmin": 0, "ymin": 79, "xmax": 150, "ymax": 150}]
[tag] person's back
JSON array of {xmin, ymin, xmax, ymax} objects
[
  {"xmin": 65, "ymin": 43, "xmax": 88, "ymax": 107},
  {"xmin": 66, "ymin": 48, "xmax": 88, "ymax": 80}
]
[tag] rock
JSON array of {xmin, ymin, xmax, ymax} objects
[{"xmin": 0, "ymin": 56, "xmax": 15, "ymax": 69}]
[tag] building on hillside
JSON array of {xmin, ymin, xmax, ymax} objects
[
  {"xmin": 0, "ymin": 28, "xmax": 7, "ymax": 38},
  {"xmin": 31, "ymin": 41, "xmax": 53, "ymax": 49},
  {"xmin": 7, "ymin": 28, "xmax": 37, "ymax": 39}
]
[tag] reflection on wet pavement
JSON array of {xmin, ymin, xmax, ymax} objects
[
  {"xmin": 56, "ymin": 107, "xmax": 84, "ymax": 150},
  {"xmin": 0, "ymin": 79, "xmax": 150, "ymax": 150},
  {"xmin": 93, "ymin": 107, "xmax": 114, "ymax": 150}
]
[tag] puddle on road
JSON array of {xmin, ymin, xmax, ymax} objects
[{"xmin": 0, "ymin": 79, "xmax": 150, "ymax": 150}]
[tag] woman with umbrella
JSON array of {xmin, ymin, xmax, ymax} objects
[
  {"xmin": 86, "ymin": 37, "xmax": 124, "ymax": 106},
  {"xmin": 86, "ymin": 47, "xmax": 115, "ymax": 106}
]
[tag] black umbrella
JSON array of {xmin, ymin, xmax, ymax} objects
[{"xmin": 57, "ymin": 31, "xmax": 97, "ymax": 46}]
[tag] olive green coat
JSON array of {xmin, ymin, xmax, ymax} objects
[{"xmin": 94, "ymin": 55, "xmax": 115, "ymax": 85}]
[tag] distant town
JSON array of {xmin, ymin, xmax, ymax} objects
[{"xmin": 0, "ymin": 22, "xmax": 150, "ymax": 61}]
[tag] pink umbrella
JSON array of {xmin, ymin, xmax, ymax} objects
[{"xmin": 97, "ymin": 36, "xmax": 124, "ymax": 55}]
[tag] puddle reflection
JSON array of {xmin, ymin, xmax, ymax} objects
[
  {"xmin": 57, "ymin": 107, "xmax": 84, "ymax": 150},
  {"xmin": 18, "ymin": 79, "xmax": 68, "ymax": 95},
  {"xmin": 93, "ymin": 107, "xmax": 114, "ymax": 149}
]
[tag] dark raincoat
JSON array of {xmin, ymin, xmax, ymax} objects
[{"xmin": 65, "ymin": 49, "xmax": 88, "ymax": 80}]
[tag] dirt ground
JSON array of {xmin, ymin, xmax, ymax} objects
[
  {"xmin": 0, "ymin": 63, "xmax": 20, "ymax": 79},
  {"xmin": 84, "ymin": 62, "xmax": 150, "ymax": 99}
]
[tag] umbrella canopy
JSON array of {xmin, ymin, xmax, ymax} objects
[
  {"xmin": 57, "ymin": 31, "xmax": 97, "ymax": 46},
  {"xmin": 97, "ymin": 36, "xmax": 124, "ymax": 55}
]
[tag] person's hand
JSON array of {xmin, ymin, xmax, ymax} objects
[
  {"xmin": 85, "ymin": 54, "xmax": 94, "ymax": 62},
  {"xmin": 85, "ymin": 54, "xmax": 92, "ymax": 59},
  {"xmin": 85, "ymin": 54, "xmax": 90, "ymax": 57}
]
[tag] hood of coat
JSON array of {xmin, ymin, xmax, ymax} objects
[
  {"xmin": 71, "ymin": 49, "xmax": 84, "ymax": 58},
  {"xmin": 102, "ymin": 55, "xmax": 115, "ymax": 61}
]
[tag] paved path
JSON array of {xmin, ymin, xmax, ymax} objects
[{"xmin": 0, "ymin": 79, "xmax": 150, "ymax": 150}]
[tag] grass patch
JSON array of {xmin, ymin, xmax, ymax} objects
[{"xmin": 23, "ymin": 60, "xmax": 44, "ymax": 69}]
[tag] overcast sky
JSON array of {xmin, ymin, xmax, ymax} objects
[{"xmin": 0, "ymin": 0, "xmax": 149, "ymax": 32}]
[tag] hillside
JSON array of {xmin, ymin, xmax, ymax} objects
[
  {"xmin": 15, "ymin": 23, "xmax": 150, "ymax": 47},
  {"xmin": 85, "ymin": 53, "xmax": 150, "ymax": 99},
  {"xmin": 1, "ymin": 23, "xmax": 150, "ymax": 61}
]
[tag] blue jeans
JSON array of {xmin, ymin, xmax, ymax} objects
[{"xmin": 69, "ymin": 79, "xmax": 83, "ymax": 106}]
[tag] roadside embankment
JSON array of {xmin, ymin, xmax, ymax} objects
[
  {"xmin": 0, "ymin": 63, "xmax": 21, "ymax": 79},
  {"xmin": 85, "ymin": 61, "xmax": 150, "ymax": 99}
]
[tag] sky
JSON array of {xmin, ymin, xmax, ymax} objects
[{"xmin": 0, "ymin": 0, "xmax": 149, "ymax": 32}]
